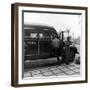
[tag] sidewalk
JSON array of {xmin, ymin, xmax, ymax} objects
[{"xmin": 24, "ymin": 58, "xmax": 80, "ymax": 78}]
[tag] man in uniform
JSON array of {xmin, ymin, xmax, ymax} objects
[{"xmin": 64, "ymin": 36, "xmax": 72, "ymax": 65}]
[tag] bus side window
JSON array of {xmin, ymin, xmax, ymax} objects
[
  {"xmin": 30, "ymin": 33, "xmax": 37, "ymax": 38},
  {"xmin": 39, "ymin": 33, "xmax": 44, "ymax": 38}
]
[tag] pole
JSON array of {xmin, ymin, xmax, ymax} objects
[{"xmin": 62, "ymin": 31, "xmax": 64, "ymax": 43}]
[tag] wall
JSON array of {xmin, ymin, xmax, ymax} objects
[{"xmin": 0, "ymin": 0, "xmax": 89, "ymax": 90}]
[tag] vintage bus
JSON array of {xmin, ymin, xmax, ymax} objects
[
  {"xmin": 24, "ymin": 24, "xmax": 78, "ymax": 62},
  {"xmin": 24, "ymin": 24, "xmax": 58, "ymax": 60}
]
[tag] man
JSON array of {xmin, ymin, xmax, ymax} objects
[
  {"xmin": 51, "ymin": 35, "xmax": 60, "ymax": 64},
  {"xmin": 64, "ymin": 36, "xmax": 72, "ymax": 65}
]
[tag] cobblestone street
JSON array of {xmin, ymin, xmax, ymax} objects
[{"xmin": 24, "ymin": 58, "xmax": 80, "ymax": 78}]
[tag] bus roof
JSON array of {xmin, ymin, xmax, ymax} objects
[{"xmin": 24, "ymin": 24, "xmax": 58, "ymax": 35}]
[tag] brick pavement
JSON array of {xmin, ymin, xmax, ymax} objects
[{"xmin": 24, "ymin": 59, "xmax": 80, "ymax": 78}]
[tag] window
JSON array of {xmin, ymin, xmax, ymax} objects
[
  {"xmin": 30, "ymin": 33, "xmax": 37, "ymax": 38},
  {"xmin": 39, "ymin": 33, "xmax": 44, "ymax": 38}
]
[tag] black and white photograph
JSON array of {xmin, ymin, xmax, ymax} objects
[
  {"xmin": 23, "ymin": 11, "xmax": 81, "ymax": 78},
  {"xmin": 11, "ymin": 3, "xmax": 87, "ymax": 87}
]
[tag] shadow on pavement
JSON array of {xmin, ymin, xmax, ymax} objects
[{"xmin": 24, "ymin": 61, "xmax": 59, "ymax": 70}]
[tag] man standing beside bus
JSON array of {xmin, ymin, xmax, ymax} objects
[{"xmin": 51, "ymin": 35, "xmax": 60, "ymax": 64}]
